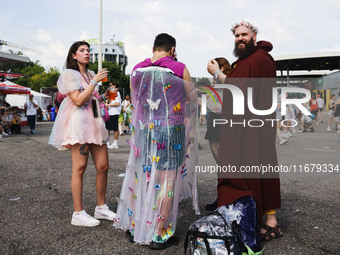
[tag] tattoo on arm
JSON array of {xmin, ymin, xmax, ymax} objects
[{"xmin": 79, "ymin": 144, "xmax": 90, "ymax": 156}]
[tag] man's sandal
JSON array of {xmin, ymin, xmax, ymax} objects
[{"xmin": 260, "ymin": 224, "xmax": 283, "ymax": 242}]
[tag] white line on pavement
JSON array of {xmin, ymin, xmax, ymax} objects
[{"xmin": 304, "ymin": 148, "xmax": 337, "ymax": 152}]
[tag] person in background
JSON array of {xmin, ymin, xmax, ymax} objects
[
  {"xmin": 276, "ymin": 95, "xmax": 288, "ymax": 145},
  {"xmin": 316, "ymin": 94, "xmax": 324, "ymax": 123},
  {"xmin": 204, "ymin": 57, "xmax": 231, "ymax": 211},
  {"xmin": 49, "ymin": 41, "xmax": 116, "ymax": 227},
  {"xmin": 47, "ymin": 102, "xmax": 53, "ymax": 112},
  {"xmin": 121, "ymin": 94, "xmax": 131, "ymax": 134},
  {"xmin": 309, "ymin": 95, "xmax": 318, "ymax": 125},
  {"xmin": 36, "ymin": 107, "xmax": 43, "ymax": 122},
  {"xmin": 10, "ymin": 112, "xmax": 21, "ymax": 134},
  {"xmin": 124, "ymin": 96, "xmax": 133, "ymax": 135},
  {"xmin": 0, "ymin": 108, "xmax": 10, "ymax": 135},
  {"xmin": 24, "ymin": 94, "xmax": 38, "ymax": 134},
  {"xmin": 327, "ymin": 94, "xmax": 336, "ymax": 131},
  {"xmin": 105, "ymin": 82, "xmax": 121, "ymax": 149},
  {"xmin": 334, "ymin": 92, "xmax": 340, "ymax": 136},
  {"xmin": 55, "ymin": 92, "xmax": 67, "ymax": 113}
]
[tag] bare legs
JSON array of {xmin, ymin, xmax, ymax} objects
[
  {"xmin": 155, "ymin": 170, "xmax": 176, "ymax": 237},
  {"xmin": 90, "ymin": 144, "xmax": 109, "ymax": 206},
  {"xmin": 70, "ymin": 143, "xmax": 109, "ymax": 212},
  {"xmin": 209, "ymin": 140, "xmax": 219, "ymax": 163}
]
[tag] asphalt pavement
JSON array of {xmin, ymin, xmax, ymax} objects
[{"xmin": 0, "ymin": 112, "xmax": 339, "ymax": 255}]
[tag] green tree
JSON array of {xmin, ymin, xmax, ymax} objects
[
  {"xmin": 1, "ymin": 50, "xmax": 60, "ymax": 91},
  {"xmin": 89, "ymin": 61, "xmax": 130, "ymax": 95}
]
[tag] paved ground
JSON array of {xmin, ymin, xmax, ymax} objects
[{"xmin": 0, "ymin": 112, "xmax": 339, "ymax": 255}]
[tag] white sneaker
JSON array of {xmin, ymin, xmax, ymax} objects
[
  {"xmin": 108, "ymin": 144, "xmax": 119, "ymax": 149},
  {"xmin": 280, "ymin": 139, "xmax": 288, "ymax": 145},
  {"xmin": 71, "ymin": 210, "xmax": 100, "ymax": 227},
  {"xmin": 106, "ymin": 142, "xmax": 111, "ymax": 148},
  {"xmin": 2, "ymin": 132, "xmax": 9, "ymax": 136},
  {"xmin": 94, "ymin": 204, "xmax": 116, "ymax": 220},
  {"xmin": 287, "ymin": 131, "xmax": 292, "ymax": 137},
  {"xmin": 327, "ymin": 126, "xmax": 331, "ymax": 131}
]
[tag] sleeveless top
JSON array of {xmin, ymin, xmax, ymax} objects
[{"xmin": 133, "ymin": 56, "xmax": 185, "ymax": 79}]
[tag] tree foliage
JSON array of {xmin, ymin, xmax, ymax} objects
[
  {"xmin": 89, "ymin": 61, "xmax": 130, "ymax": 95},
  {"xmin": 0, "ymin": 50, "xmax": 60, "ymax": 92},
  {"xmin": 1, "ymin": 51, "xmax": 130, "ymax": 94}
]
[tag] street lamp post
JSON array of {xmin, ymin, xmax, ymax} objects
[{"xmin": 98, "ymin": 0, "xmax": 103, "ymax": 85}]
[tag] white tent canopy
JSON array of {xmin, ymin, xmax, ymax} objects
[{"xmin": 6, "ymin": 90, "xmax": 51, "ymax": 110}]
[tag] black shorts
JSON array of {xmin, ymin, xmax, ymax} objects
[
  {"xmin": 318, "ymin": 107, "xmax": 323, "ymax": 112},
  {"xmin": 105, "ymin": 115, "xmax": 118, "ymax": 131}
]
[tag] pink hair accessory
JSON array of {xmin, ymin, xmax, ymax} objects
[{"xmin": 231, "ymin": 20, "xmax": 258, "ymax": 35}]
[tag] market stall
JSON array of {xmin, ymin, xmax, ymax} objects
[{"xmin": 0, "ymin": 80, "xmax": 31, "ymax": 125}]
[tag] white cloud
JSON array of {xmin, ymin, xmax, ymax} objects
[
  {"xmin": 144, "ymin": 1, "xmax": 163, "ymax": 13},
  {"xmin": 26, "ymin": 40, "xmax": 68, "ymax": 70},
  {"xmin": 318, "ymin": 46, "xmax": 340, "ymax": 52},
  {"xmin": 123, "ymin": 33, "xmax": 152, "ymax": 75},
  {"xmin": 78, "ymin": 31, "xmax": 91, "ymax": 41},
  {"xmin": 33, "ymin": 29, "xmax": 52, "ymax": 44}
]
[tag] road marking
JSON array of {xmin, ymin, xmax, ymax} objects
[
  {"xmin": 304, "ymin": 148, "xmax": 337, "ymax": 152},
  {"xmin": 299, "ymin": 135, "xmax": 338, "ymax": 140}
]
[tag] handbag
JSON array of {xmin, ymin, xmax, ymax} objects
[{"xmin": 94, "ymin": 91, "xmax": 110, "ymax": 122}]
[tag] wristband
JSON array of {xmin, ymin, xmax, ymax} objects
[
  {"xmin": 90, "ymin": 80, "xmax": 98, "ymax": 87},
  {"xmin": 213, "ymin": 70, "xmax": 223, "ymax": 80}
]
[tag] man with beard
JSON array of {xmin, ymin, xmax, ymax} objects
[{"xmin": 207, "ymin": 21, "xmax": 282, "ymax": 243}]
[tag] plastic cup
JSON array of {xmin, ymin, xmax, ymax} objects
[
  {"xmin": 109, "ymin": 89, "xmax": 117, "ymax": 101},
  {"xmin": 101, "ymin": 68, "xmax": 108, "ymax": 82}
]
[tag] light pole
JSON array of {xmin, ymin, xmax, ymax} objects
[{"xmin": 98, "ymin": 0, "xmax": 103, "ymax": 85}]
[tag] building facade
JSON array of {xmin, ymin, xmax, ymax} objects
[{"xmin": 89, "ymin": 38, "xmax": 128, "ymax": 74}]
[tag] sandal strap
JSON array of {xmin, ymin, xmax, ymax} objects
[{"xmin": 262, "ymin": 224, "xmax": 282, "ymax": 236}]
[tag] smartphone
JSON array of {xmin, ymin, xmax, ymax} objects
[{"xmin": 92, "ymin": 100, "xmax": 98, "ymax": 118}]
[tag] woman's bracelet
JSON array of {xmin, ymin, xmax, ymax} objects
[
  {"xmin": 213, "ymin": 70, "xmax": 223, "ymax": 80},
  {"xmin": 90, "ymin": 80, "xmax": 98, "ymax": 87}
]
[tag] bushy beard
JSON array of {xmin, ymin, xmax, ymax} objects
[{"xmin": 233, "ymin": 37, "xmax": 255, "ymax": 60}]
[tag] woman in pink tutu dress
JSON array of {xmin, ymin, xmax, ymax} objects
[{"xmin": 49, "ymin": 41, "xmax": 116, "ymax": 227}]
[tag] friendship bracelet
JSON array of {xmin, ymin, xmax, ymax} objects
[
  {"xmin": 90, "ymin": 80, "xmax": 98, "ymax": 87},
  {"xmin": 213, "ymin": 70, "xmax": 223, "ymax": 80}
]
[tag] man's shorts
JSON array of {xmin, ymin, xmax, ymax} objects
[
  {"xmin": 105, "ymin": 115, "xmax": 119, "ymax": 131},
  {"xmin": 311, "ymin": 109, "xmax": 318, "ymax": 117}
]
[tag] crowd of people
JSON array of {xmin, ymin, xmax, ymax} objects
[
  {"xmin": 2, "ymin": 20, "xmax": 338, "ymax": 254},
  {"xmin": 0, "ymin": 93, "xmax": 40, "ymax": 138},
  {"xmin": 0, "ymin": 108, "xmax": 22, "ymax": 138}
]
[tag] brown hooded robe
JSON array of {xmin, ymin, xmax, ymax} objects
[{"xmin": 217, "ymin": 41, "xmax": 281, "ymax": 225}]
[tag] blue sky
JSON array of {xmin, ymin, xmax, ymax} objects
[{"xmin": 1, "ymin": 0, "xmax": 340, "ymax": 77}]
